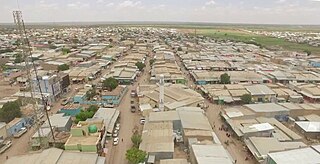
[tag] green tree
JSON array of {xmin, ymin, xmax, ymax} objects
[
  {"xmin": 131, "ymin": 134, "xmax": 142, "ymax": 148},
  {"xmin": 75, "ymin": 110, "xmax": 95, "ymax": 123},
  {"xmin": 0, "ymin": 100, "xmax": 22, "ymax": 123},
  {"xmin": 14, "ymin": 53, "xmax": 24, "ymax": 63},
  {"xmin": 149, "ymin": 59, "xmax": 155, "ymax": 66},
  {"xmin": 103, "ymin": 77, "xmax": 119, "ymax": 91},
  {"xmin": 177, "ymin": 47, "xmax": 182, "ymax": 51},
  {"xmin": 304, "ymin": 50, "xmax": 311, "ymax": 56},
  {"xmin": 241, "ymin": 94, "xmax": 252, "ymax": 104},
  {"xmin": 220, "ymin": 73, "xmax": 231, "ymax": 84},
  {"xmin": 58, "ymin": 64, "xmax": 70, "ymax": 71},
  {"xmin": 62, "ymin": 48, "xmax": 71, "ymax": 54},
  {"xmin": 85, "ymin": 89, "xmax": 96, "ymax": 100},
  {"xmin": 126, "ymin": 147, "xmax": 146, "ymax": 164},
  {"xmin": 87, "ymin": 105, "xmax": 98, "ymax": 113},
  {"xmin": 135, "ymin": 62, "xmax": 145, "ymax": 71}
]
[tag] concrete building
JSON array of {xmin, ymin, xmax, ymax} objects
[
  {"xmin": 139, "ymin": 121, "xmax": 174, "ymax": 162},
  {"xmin": 87, "ymin": 107, "xmax": 120, "ymax": 148},
  {"xmin": 32, "ymin": 73, "xmax": 62, "ymax": 101},
  {"xmin": 138, "ymin": 84, "xmax": 204, "ymax": 111},
  {"xmin": 190, "ymin": 144, "xmax": 233, "ymax": 164},
  {"xmin": 160, "ymin": 159, "xmax": 188, "ymax": 164},
  {"xmin": 6, "ymin": 117, "xmax": 27, "ymax": 136},
  {"xmin": 244, "ymin": 137, "xmax": 306, "ymax": 162},
  {"xmin": 0, "ymin": 122, "xmax": 8, "ymax": 141},
  {"xmin": 245, "ymin": 85, "xmax": 276, "ymax": 103},
  {"xmin": 266, "ymin": 145, "xmax": 320, "ymax": 164},
  {"xmin": 5, "ymin": 147, "xmax": 105, "ymax": 164},
  {"xmin": 294, "ymin": 121, "xmax": 320, "ymax": 139},
  {"xmin": 101, "ymin": 85, "xmax": 128, "ymax": 105},
  {"xmin": 244, "ymin": 103, "xmax": 289, "ymax": 121},
  {"xmin": 64, "ymin": 120, "xmax": 104, "ymax": 153},
  {"xmin": 42, "ymin": 113, "xmax": 72, "ymax": 132},
  {"xmin": 177, "ymin": 108, "xmax": 214, "ymax": 144}
]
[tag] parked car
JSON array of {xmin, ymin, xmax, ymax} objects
[
  {"xmin": 61, "ymin": 99, "xmax": 69, "ymax": 106},
  {"xmin": 113, "ymin": 137, "xmax": 119, "ymax": 146},
  {"xmin": 140, "ymin": 117, "xmax": 145, "ymax": 125},
  {"xmin": 115, "ymin": 123, "xmax": 120, "ymax": 130},
  {"xmin": 113, "ymin": 130, "xmax": 118, "ymax": 137},
  {"xmin": 131, "ymin": 105, "xmax": 136, "ymax": 113}
]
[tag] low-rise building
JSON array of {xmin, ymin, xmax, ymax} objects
[
  {"xmin": 64, "ymin": 120, "xmax": 104, "ymax": 153},
  {"xmin": 6, "ymin": 117, "xmax": 27, "ymax": 136},
  {"xmin": 190, "ymin": 144, "xmax": 234, "ymax": 164},
  {"xmin": 0, "ymin": 122, "xmax": 8, "ymax": 141},
  {"xmin": 139, "ymin": 121, "xmax": 174, "ymax": 162},
  {"xmin": 266, "ymin": 145, "xmax": 320, "ymax": 164},
  {"xmin": 5, "ymin": 147, "xmax": 105, "ymax": 164}
]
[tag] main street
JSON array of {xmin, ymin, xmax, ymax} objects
[
  {"xmin": 106, "ymin": 55, "xmax": 151, "ymax": 164},
  {"xmin": 175, "ymin": 52, "xmax": 256, "ymax": 164}
]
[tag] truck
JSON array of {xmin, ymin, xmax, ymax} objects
[
  {"xmin": 0, "ymin": 141, "xmax": 12, "ymax": 154},
  {"xmin": 13, "ymin": 127, "xmax": 27, "ymax": 138}
]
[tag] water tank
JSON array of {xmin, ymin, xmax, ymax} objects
[{"xmin": 88, "ymin": 125, "xmax": 98, "ymax": 133}]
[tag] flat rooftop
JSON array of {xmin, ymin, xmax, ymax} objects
[
  {"xmin": 139, "ymin": 122, "xmax": 174, "ymax": 153},
  {"xmin": 267, "ymin": 146, "xmax": 320, "ymax": 164},
  {"xmin": 191, "ymin": 144, "xmax": 233, "ymax": 164}
]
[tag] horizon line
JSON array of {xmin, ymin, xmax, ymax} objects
[{"xmin": 1, "ymin": 21, "xmax": 320, "ymax": 26}]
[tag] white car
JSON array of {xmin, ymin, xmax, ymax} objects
[
  {"xmin": 113, "ymin": 130, "xmax": 118, "ymax": 137},
  {"xmin": 113, "ymin": 137, "xmax": 119, "ymax": 146},
  {"xmin": 115, "ymin": 123, "xmax": 120, "ymax": 130}
]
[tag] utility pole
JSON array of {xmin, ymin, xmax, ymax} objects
[{"xmin": 13, "ymin": 10, "xmax": 56, "ymax": 148}]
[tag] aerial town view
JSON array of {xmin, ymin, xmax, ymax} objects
[{"xmin": 0, "ymin": 0, "xmax": 320, "ymax": 164}]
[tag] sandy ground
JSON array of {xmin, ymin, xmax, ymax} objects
[{"xmin": 0, "ymin": 78, "xmax": 19, "ymax": 99}]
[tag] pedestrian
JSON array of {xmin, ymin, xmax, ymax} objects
[
  {"xmin": 234, "ymin": 159, "xmax": 237, "ymax": 163},
  {"xmin": 121, "ymin": 138, "xmax": 123, "ymax": 142}
]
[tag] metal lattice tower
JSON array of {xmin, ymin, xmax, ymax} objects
[{"xmin": 13, "ymin": 10, "xmax": 56, "ymax": 147}]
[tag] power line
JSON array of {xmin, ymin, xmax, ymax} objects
[{"xmin": 13, "ymin": 10, "xmax": 56, "ymax": 148}]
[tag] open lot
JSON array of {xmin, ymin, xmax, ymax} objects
[{"xmin": 179, "ymin": 27, "xmax": 320, "ymax": 55}]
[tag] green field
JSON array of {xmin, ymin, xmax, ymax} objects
[{"xmin": 195, "ymin": 29, "xmax": 320, "ymax": 55}]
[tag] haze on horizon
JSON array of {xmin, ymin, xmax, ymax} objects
[{"xmin": 1, "ymin": 0, "xmax": 320, "ymax": 25}]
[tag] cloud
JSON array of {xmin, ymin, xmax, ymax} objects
[
  {"xmin": 106, "ymin": 3, "xmax": 114, "ymax": 7},
  {"xmin": 205, "ymin": 0, "xmax": 216, "ymax": 6},
  {"xmin": 96, "ymin": 0, "xmax": 104, "ymax": 3},
  {"xmin": 118, "ymin": 0, "xmax": 142, "ymax": 8},
  {"xmin": 67, "ymin": 2, "xmax": 89, "ymax": 9}
]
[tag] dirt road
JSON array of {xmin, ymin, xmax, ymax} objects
[
  {"xmin": 106, "ymin": 56, "xmax": 151, "ymax": 164},
  {"xmin": 175, "ymin": 53, "xmax": 256, "ymax": 164}
]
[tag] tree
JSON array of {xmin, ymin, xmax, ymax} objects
[
  {"xmin": 126, "ymin": 147, "xmax": 146, "ymax": 164},
  {"xmin": 131, "ymin": 134, "xmax": 142, "ymax": 148},
  {"xmin": 86, "ymin": 89, "xmax": 96, "ymax": 100},
  {"xmin": 241, "ymin": 94, "xmax": 252, "ymax": 104},
  {"xmin": 304, "ymin": 50, "xmax": 311, "ymax": 56},
  {"xmin": 14, "ymin": 53, "xmax": 24, "ymax": 63},
  {"xmin": 75, "ymin": 109, "xmax": 95, "ymax": 123},
  {"xmin": 58, "ymin": 64, "xmax": 70, "ymax": 71},
  {"xmin": 0, "ymin": 100, "xmax": 22, "ymax": 123},
  {"xmin": 103, "ymin": 77, "xmax": 119, "ymax": 91},
  {"xmin": 177, "ymin": 47, "xmax": 183, "ymax": 51},
  {"xmin": 149, "ymin": 59, "xmax": 155, "ymax": 66},
  {"xmin": 135, "ymin": 62, "xmax": 145, "ymax": 71},
  {"xmin": 220, "ymin": 73, "xmax": 231, "ymax": 84},
  {"xmin": 62, "ymin": 48, "xmax": 71, "ymax": 54},
  {"xmin": 87, "ymin": 105, "xmax": 98, "ymax": 113}
]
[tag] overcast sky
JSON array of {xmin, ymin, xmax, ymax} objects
[{"xmin": 1, "ymin": 0, "xmax": 320, "ymax": 24}]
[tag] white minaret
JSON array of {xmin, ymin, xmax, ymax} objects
[{"xmin": 159, "ymin": 74, "xmax": 165, "ymax": 112}]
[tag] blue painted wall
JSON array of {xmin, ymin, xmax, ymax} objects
[{"xmin": 7, "ymin": 118, "xmax": 27, "ymax": 136}]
